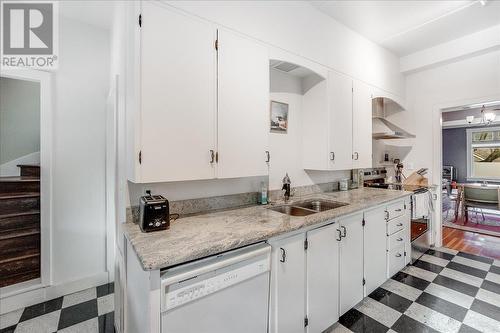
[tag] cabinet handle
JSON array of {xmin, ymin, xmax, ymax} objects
[
  {"xmin": 397, "ymin": 237, "xmax": 403, "ymax": 241},
  {"xmin": 341, "ymin": 226, "xmax": 347, "ymax": 238},
  {"xmin": 396, "ymin": 223, "xmax": 403, "ymax": 227},
  {"xmin": 395, "ymin": 253, "xmax": 402, "ymax": 257},
  {"xmin": 353, "ymin": 152, "xmax": 359, "ymax": 160},
  {"xmin": 336, "ymin": 229, "xmax": 342, "ymax": 241},
  {"xmin": 209, "ymin": 150, "xmax": 215, "ymax": 164},
  {"xmin": 279, "ymin": 247, "xmax": 286, "ymax": 263},
  {"xmin": 385, "ymin": 211, "xmax": 389, "ymax": 220},
  {"xmin": 265, "ymin": 151, "xmax": 270, "ymax": 163},
  {"xmin": 433, "ymin": 193, "xmax": 437, "ymax": 200},
  {"xmin": 330, "ymin": 152, "xmax": 335, "ymax": 161},
  {"xmin": 395, "ymin": 208, "xmax": 402, "ymax": 212}
]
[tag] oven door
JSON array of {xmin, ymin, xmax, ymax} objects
[{"xmin": 410, "ymin": 191, "xmax": 432, "ymax": 263}]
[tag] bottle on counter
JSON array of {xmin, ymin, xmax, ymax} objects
[{"xmin": 260, "ymin": 181, "xmax": 268, "ymax": 205}]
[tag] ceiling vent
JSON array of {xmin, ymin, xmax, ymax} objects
[{"xmin": 270, "ymin": 60, "xmax": 300, "ymax": 73}]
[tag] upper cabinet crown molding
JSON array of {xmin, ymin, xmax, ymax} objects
[{"xmin": 126, "ymin": 3, "xmax": 269, "ymax": 183}]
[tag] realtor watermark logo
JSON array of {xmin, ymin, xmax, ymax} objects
[{"xmin": 1, "ymin": 1, "xmax": 58, "ymax": 69}]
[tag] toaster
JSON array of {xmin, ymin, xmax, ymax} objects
[{"xmin": 139, "ymin": 193, "xmax": 169, "ymax": 232}]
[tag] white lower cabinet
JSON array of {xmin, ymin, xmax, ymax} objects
[
  {"xmin": 306, "ymin": 224, "xmax": 340, "ymax": 332},
  {"xmin": 363, "ymin": 208, "xmax": 388, "ymax": 296},
  {"xmin": 269, "ymin": 198, "xmax": 411, "ymax": 332},
  {"xmin": 338, "ymin": 213, "xmax": 364, "ymax": 316},
  {"xmin": 269, "ymin": 233, "xmax": 306, "ymax": 333}
]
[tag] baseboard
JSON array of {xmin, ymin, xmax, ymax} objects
[{"xmin": 0, "ymin": 272, "xmax": 111, "ymax": 314}]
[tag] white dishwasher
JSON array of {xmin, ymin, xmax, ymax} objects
[{"xmin": 160, "ymin": 242, "xmax": 271, "ymax": 333}]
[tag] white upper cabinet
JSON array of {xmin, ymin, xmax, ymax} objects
[
  {"xmin": 328, "ymin": 72, "xmax": 354, "ymax": 171},
  {"xmin": 352, "ymin": 80, "xmax": 373, "ymax": 169},
  {"xmin": 302, "ymin": 79, "xmax": 329, "ymax": 170},
  {"xmin": 217, "ymin": 30, "xmax": 270, "ymax": 179},
  {"xmin": 138, "ymin": 3, "xmax": 216, "ymax": 183},
  {"xmin": 127, "ymin": 4, "xmax": 269, "ymax": 183},
  {"xmin": 302, "ymin": 71, "xmax": 373, "ymax": 171}
]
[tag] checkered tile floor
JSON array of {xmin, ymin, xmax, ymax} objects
[
  {"xmin": 0, "ymin": 283, "xmax": 114, "ymax": 333},
  {"xmin": 329, "ymin": 247, "xmax": 500, "ymax": 333}
]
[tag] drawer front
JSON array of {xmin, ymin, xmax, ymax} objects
[
  {"xmin": 386, "ymin": 200, "xmax": 405, "ymax": 221},
  {"xmin": 386, "ymin": 215, "xmax": 406, "ymax": 236},
  {"xmin": 387, "ymin": 229, "xmax": 406, "ymax": 251},
  {"xmin": 388, "ymin": 244, "xmax": 405, "ymax": 278}
]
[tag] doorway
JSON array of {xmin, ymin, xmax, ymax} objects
[
  {"xmin": 439, "ymin": 101, "xmax": 500, "ymax": 258},
  {"xmin": 0, "ymin": 70, "xmax": 52, "ymax": 291}
]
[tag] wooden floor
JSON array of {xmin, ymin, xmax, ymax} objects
[{"xmin": 442, "ymin": 226, "xmax": 500, "ymax": 260}]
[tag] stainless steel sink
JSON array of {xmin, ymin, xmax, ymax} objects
[
  {"xmin": 268, "ymin": 205, "xmax": 316, "ymax": 216},
  {"xmin": 293, "ymin": 200, "xmax": 349, "ymax": 212},
  {"xmin": 268, "ymin": 199, "xmax": 349, "ymax": 216}
]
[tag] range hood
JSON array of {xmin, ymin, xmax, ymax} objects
[{"xmin": 372, "ymin": 97, "xmax": 415, "ymax": 140}]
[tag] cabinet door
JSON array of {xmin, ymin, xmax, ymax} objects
[
  {"xmin": 140, "ymin": 3, "xmax": 217, "ymax": 182},
  {"xmin": 217, "ymin": 29, "xmax": 269, "ymax": 178},
  {"xmin": 352, "ymin": 80, "xmax": 373, "ymax": 169},
  {"xmin": 307, "ymin": 224, "xmax": 339, "ymax": 333},
  {"xmin": 269, "ymin": 234, "xmax": 306, "ymax": 333},
  {"xmin": 328, "ymin": 71, "xmax": 353, "ymax": 171},
  {"xmin": 363, "ymin": 207, "xmax": 388, "ymax": 295},
  {"xmin": 339, "ymin": 213, "xmax": 364, "ymax": 315}
]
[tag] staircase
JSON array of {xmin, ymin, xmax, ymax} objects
[{"xmin": 0, "ymin": 165, "xmax": 41, "ymax": 288}]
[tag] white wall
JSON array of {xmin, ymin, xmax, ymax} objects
[
  {"xmin": 403, "ymin": 50, "xmax": 500, "ymax": 182},
  {"xmin": 1, "ymin": 13, "xmax": 111, "ymax": 314},
  {"xmin": 51, "ymin": 17, "xmax": 110, "ymax": 285},
  {"xmin": 0, "ymin": 78, "xmax": 40, "ymax": 169}
]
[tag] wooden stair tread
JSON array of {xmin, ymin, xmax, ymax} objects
[
  {"xmin": 0, "ymin": 227, "xmax": 40, "ymax": 240},
  {"xmin": 0, "ymin": 210, "xmax": 40, "ymax": 219},
  {"xmin": 0, "ymin": 176, "xmax": 39, "ymax": 182},
  {"xmin": 0, "ymin": 192, "xmax": 40, "ymax": 200},
  {"xmin": 0, "ymin": 249, "xmax": 40, "ymax": 264}
]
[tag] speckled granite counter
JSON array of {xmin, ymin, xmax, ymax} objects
[{"xmin": 123, "ymin": 187, "xmax": 411, "ymax": 270}]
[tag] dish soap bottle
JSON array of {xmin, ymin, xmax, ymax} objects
[{"xmin": 260, "ymin": 181, "xmax": 268, "ymax": 205}]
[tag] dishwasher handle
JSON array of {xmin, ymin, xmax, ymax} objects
[{"xmin": 161, "ymin": 243, "xmax": 271, "ymax": 286}]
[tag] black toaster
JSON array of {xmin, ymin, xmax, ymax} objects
[{"xmin": 139, "ymin": 193, "xmax": 169, "ymax": 232}]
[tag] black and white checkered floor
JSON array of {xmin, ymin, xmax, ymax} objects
[
  {"xmin": 0, "ymin": 283, "xmax": 114, "ymax": 333},
  {"xmin": 330, "ymin": 247, "xmax": 500, "ymax": 333},
  {"xmin": 2, "ymin": 247, "xmax": 500, "ymax": 333}
]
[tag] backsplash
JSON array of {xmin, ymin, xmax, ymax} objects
[{"xmin": 126, "ymin": 181, "xmax": 342, "ymax": 223}]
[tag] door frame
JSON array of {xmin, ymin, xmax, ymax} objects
[
  {"xmin": 431, "ymin": 93, "xmax": 500, "ymax": 248},
  {"xmin": 0, "ymin": 69, "xmax": 53, "ymax": 291}
]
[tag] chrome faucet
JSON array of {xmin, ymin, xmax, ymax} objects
[{"xmin": 282, "ymin": 173, "xmax": 291, "ymax": 202}]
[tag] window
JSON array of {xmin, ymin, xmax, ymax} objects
[{"xmin": 467, "ymin": 127, "xmax": 500, "ymax": 181}]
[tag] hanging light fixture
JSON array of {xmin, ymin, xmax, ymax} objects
[{"xmin": 481, "ymin": 105, "xmax": 496, "ymax": 125}]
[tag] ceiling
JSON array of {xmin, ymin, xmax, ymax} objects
[{"xmin": 310, "ymin": 0, "xmax": 500, "ymax": 56}]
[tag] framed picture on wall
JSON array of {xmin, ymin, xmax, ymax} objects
[{"xmin": 270, "ymin": 101, "xmax": 289, "ymax": 134}]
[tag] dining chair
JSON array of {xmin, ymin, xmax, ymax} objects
[{"xmin": 463, "ymin": 185, "xmax": 500, "ymax": 224}]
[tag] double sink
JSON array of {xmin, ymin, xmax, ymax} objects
[{"xmin": 269, "ymin": 199, "xmax": 349, "ymax": 216}]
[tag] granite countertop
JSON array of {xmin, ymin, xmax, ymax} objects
[{"xmin": 123, "ymin": 187, "xmax": 411, "ymax": 271}]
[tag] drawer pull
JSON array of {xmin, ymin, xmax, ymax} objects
[
  {"xmin": 280, "ymin": 248, "xmax": 286, "ymax": 263},
  {"xmin": 395, "ymin": 253, "xmax": 402, "ymax": 257},
  {"xmin": 397, "ymin": 237, "xmax": 403, "ymax": 242},
  {"xmin": 336, "ymin": 229, "xmax": 342, "ymax": 241},
  {"xmin": 396, "ymin": 223, "xmax": 403, "ymax": 227},
  {"xmin": 395, "ymin": 208, "xmax": 402, "ymax": 212}
]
